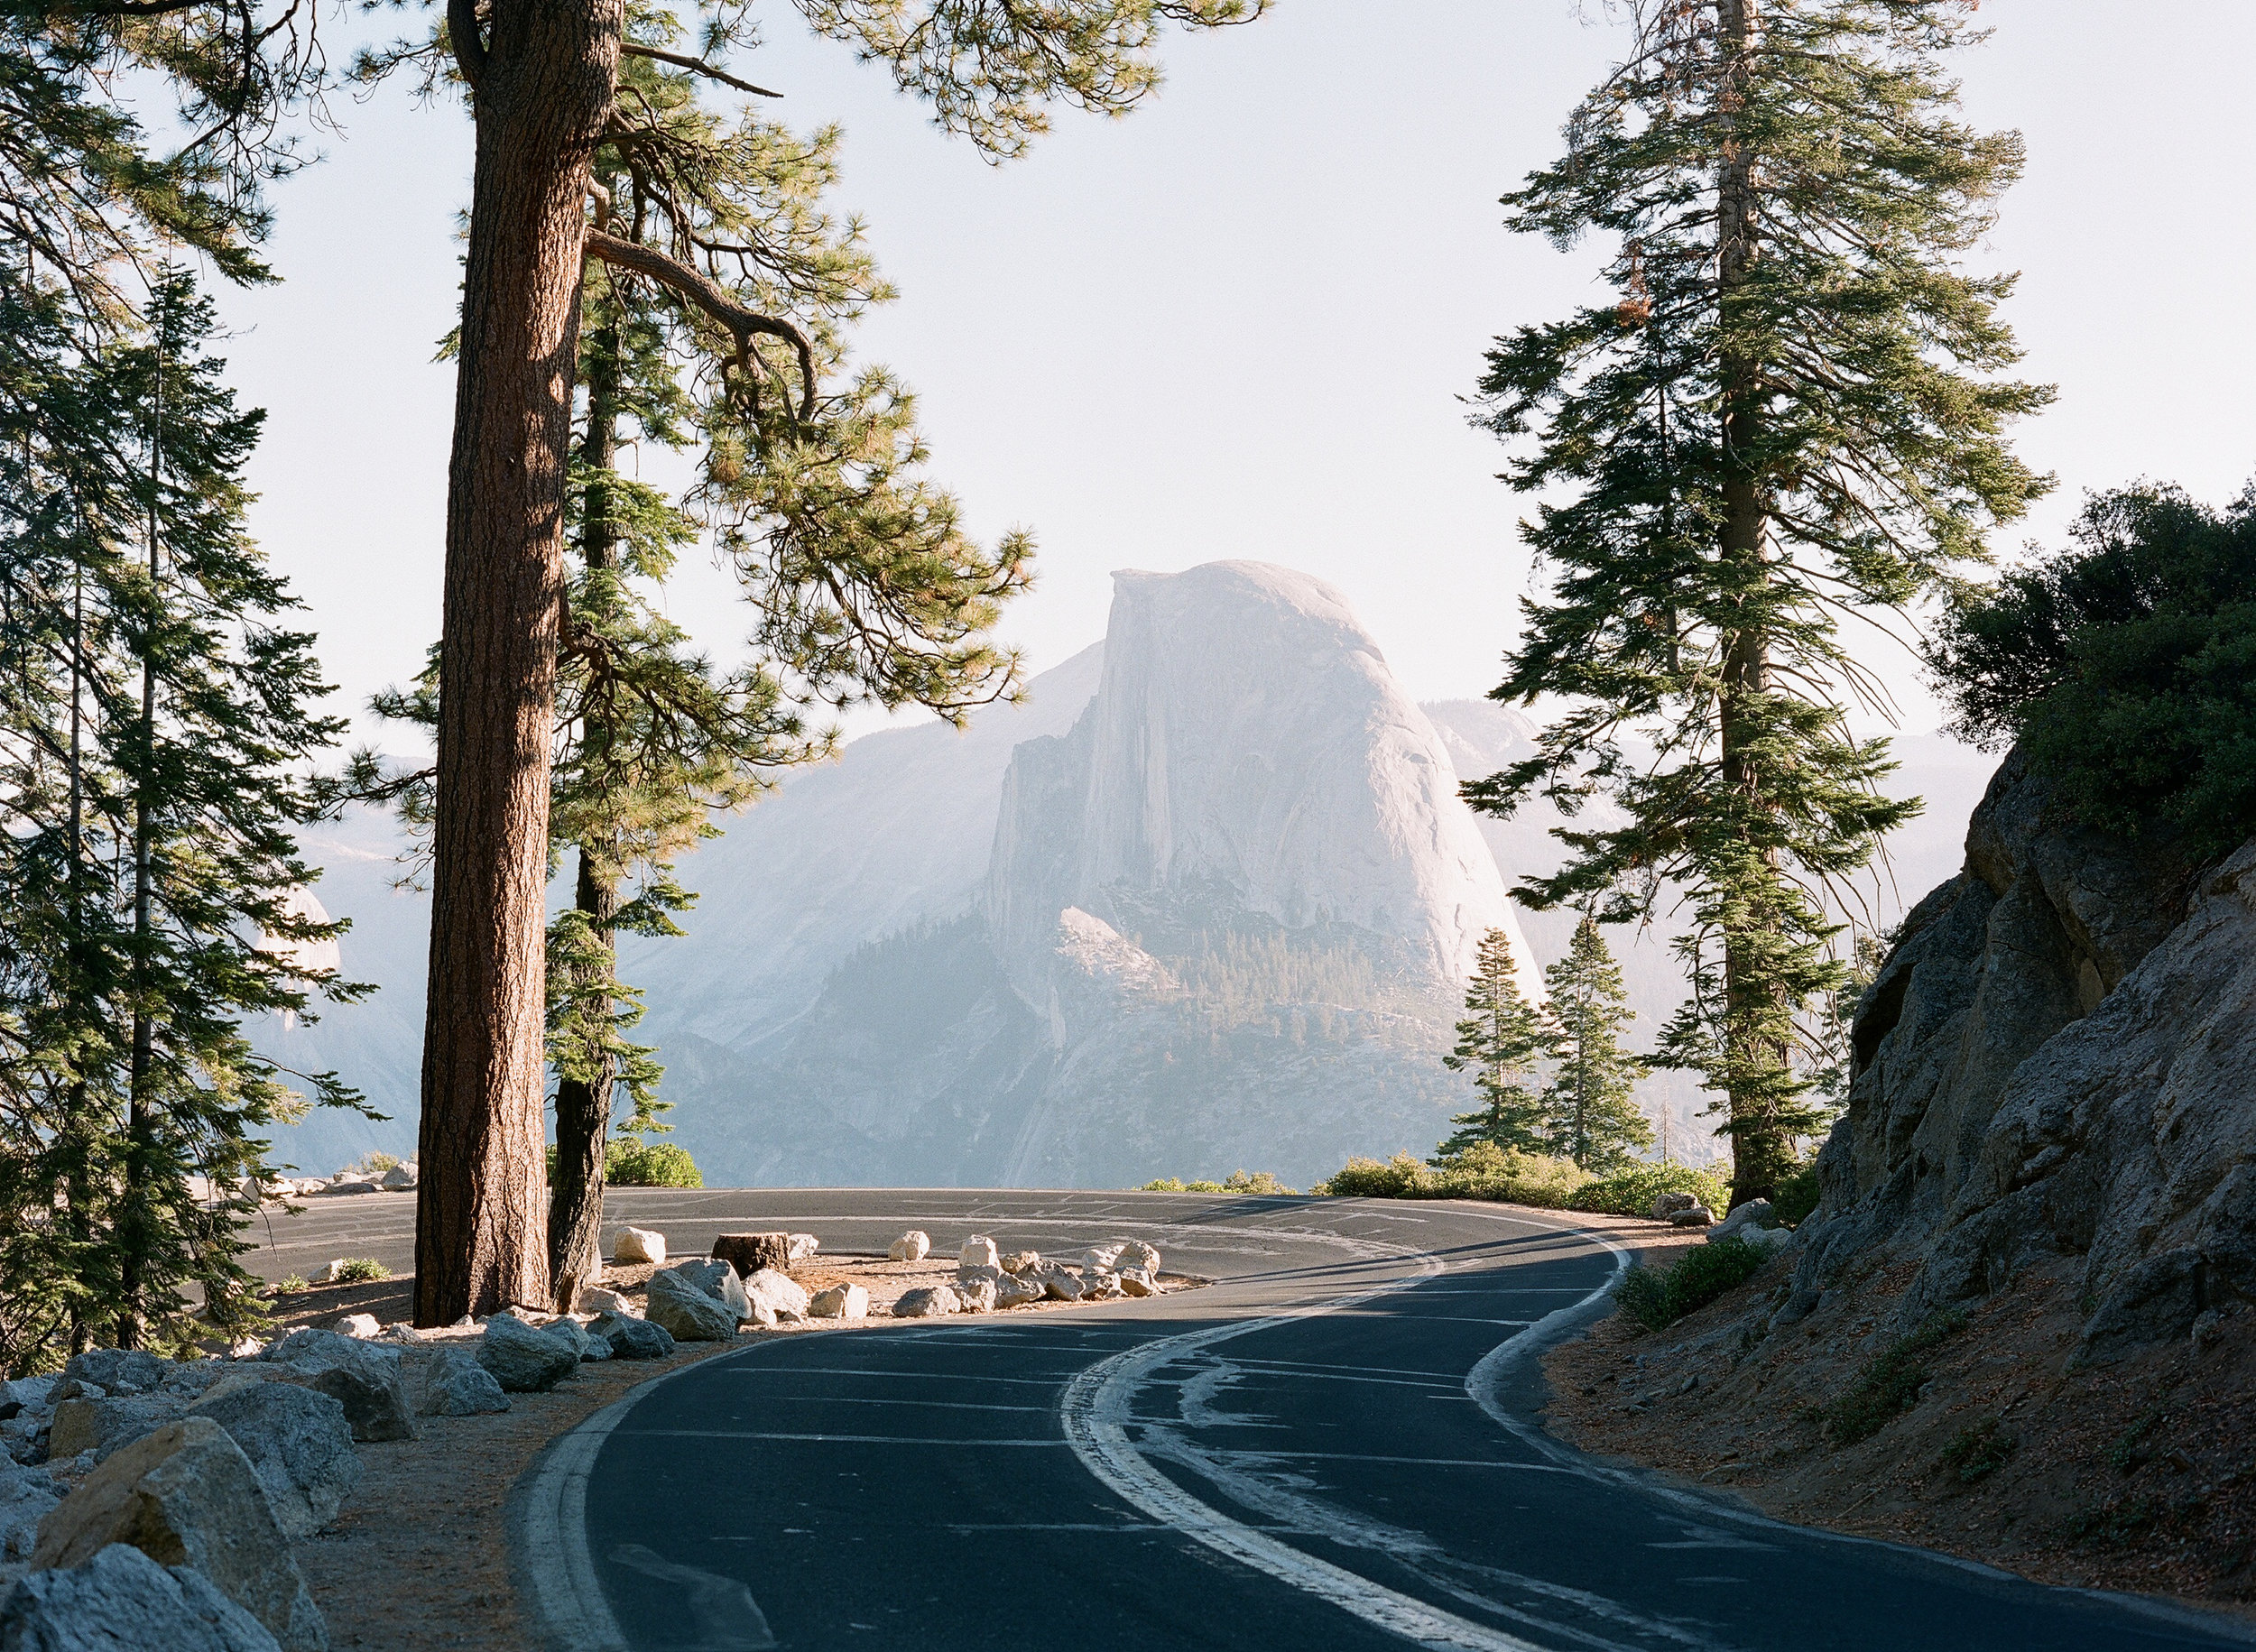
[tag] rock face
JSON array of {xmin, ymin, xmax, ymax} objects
[
  {"xmin": 32, "ymin": 1417, "xmax": 326, "ymax": 1652},
  {"xmin": 1787, "ymin": 748, "xmax": 2256, "ymax": 1365},
  {"xmin": 1, "ymin": 1541, "xmax": 284, "ymax": 1652},
  {"xmin": 184, "ymin": 1386, "xmax": 358, "ymax": 1542},
  {"xmin": 642, "ymin": 564, "xmax": 1539, "ymax": 1191},
  {"xmin": 0, "ymin": 1463, "xmax": 60, "ymax": 1562}
]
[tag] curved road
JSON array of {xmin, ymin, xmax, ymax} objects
[{"xmin": 292, "ymin": 1188, "xmax": 2250, "ymax": 1652}]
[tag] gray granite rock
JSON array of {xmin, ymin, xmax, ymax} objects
[{"xmin": 0, "ymin": 1541, "xmax": 282, "ymax": 1652}]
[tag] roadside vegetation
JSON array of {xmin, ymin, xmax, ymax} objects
[
  {"xmin": 545, "ymin": 1140, "xmax": 704, "ymax": 1190},
  {"xmin": 1139, "ymin": 1170, "xmax": 1296, "ymax": 1195},
  {"xmin": 1613, "ymin": 1237, "xmax": 1774, "ymax": 1331},
  {"xmin": 1310, "ymin": 1144, "xmax": 1730, "ymax": 1219}
]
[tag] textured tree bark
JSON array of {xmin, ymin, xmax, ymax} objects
[
  {"xmin": 545, "ymin": 317, "xmax": 622, "ymax": 1312},
  {"xmin": 414, "ymin": 0, "xmax": 623, "ymax": 1326}
]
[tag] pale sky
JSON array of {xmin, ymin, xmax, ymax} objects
[{"xmin": 212, "ymin": 0, "xmax": 2256, "ymax": 752}]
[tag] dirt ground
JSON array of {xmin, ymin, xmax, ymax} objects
[
  {"xmin": 280, "ymin": 1251, "xmax": 1203, "ymax": 1651},
  {"xmin": 1543, "ymin": 1233, "xmax": 2256, "ymax": 1620}
]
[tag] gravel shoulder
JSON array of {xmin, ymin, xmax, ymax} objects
[{"xmin": 1541, "ymin": 1242, "xmax": 2256, "ymax": 1620}]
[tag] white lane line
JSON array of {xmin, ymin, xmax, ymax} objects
[
  {"xmin": 1060, "ymin": 1241, "xmax": 1565, "ymax": 1652},
  {"xmin": 623, "ymin": 1429, "xmax": 1070, "ymax": 1446}
]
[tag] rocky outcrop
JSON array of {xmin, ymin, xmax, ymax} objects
[
  {"xmin": 1, "ymin": 1541, "xmax": 284, "ymax": 1652},
  {"xmin": 32, "ymin": 1417, "xmax": 326, "ymax": 1652},
  {"xmin": 1785, "ymin": 747, "xmax": 2252, "ymax": 1365}
]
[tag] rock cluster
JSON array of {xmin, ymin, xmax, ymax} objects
[{"xmin": 887, "ymin": 1236, "xmax": 1170, "ymax": 1318}]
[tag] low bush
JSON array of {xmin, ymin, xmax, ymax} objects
[
  {"xmin": 1139, "ymin": 1170, "xmax": 1297, "ymax": 1195},
  {"xmin": 1940, "ymin": 1417, "xmax": 2017, "ymax": 1484},
  {"xmin": 1567, "ymin": 1161, "xmax": 1729, "ymax": 1219},
  {"xmin": 1313, "ymin": 1144, "xmax": 1589, "ymax": 1208},
  {"xmin": 542, "ymin": 1139, "xmax": 705, "ymax": 1188},
  {"xmin": 1820, "ymin": 1308, "xmax": 1966, "ymax": 1445},
  {"xmin": 1613, "ymin": 1235, "xmax": 1774, "ymax": 1330},
  {"xmin": 271, "ymin": 1274, "xmax": 309, "ymax": 1296},
  {"xmin": 334, "ymin": 1258, "xmax": 390, "ymax": 1283},
  {"xmin": 356, "ymin": 1151, "xmax": 402, "ymax": 1175},
  {"xmin": 606, "ymin": 1140, "xmax": 703, "ymax": 1188}
]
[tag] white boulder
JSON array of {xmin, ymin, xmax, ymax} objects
[
  {"xmin": 328, "ymin": 1315, "xmax": 380, "ymax": 1340},
  {"xmin": 807, "ymin": 1284, "xmax": 869, "ymax": 1320},
  {"xmin": 1115, "ymin": 1241, "xmax": 1160, "ymax": 1273},
  {"xmin": 743, "ymin": 1269, "xmax": 809, "ymax": 1321},
  {"xmin": 574, "ymin": 1286, "xmax": 640, "ymax": 1318},
  {"xmin": 887, "ymin": 1231, "xmax": 931, "ymax": 1262},
  {"xmin": 788, "ymin": 1233, "xmax": 820, "ymax": 1260},
  {"xmin": 1000, "ymin": 1251, "xmax": 1043, "ymax": 1275},
  {"xmin": 959, "ymin": 1236, "xmax": 999, "ymax": 1269},
  {"xmin": 1118, "ymin": 1268, "xmax": 1161, "ymax": 1297},
  {"xmin": 612, "ymin": 1227, "xmax": 667, "ymax": 1266},
  {"xmin": 994, "ymin": 1273, "xmax": 1045, "ymax": 1309},
  {"xmin": 954, "ymin": 1277, "xmax": 996, "ymax": 1314}
]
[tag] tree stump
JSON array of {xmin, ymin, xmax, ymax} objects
[{"xmin": 712, "ymin": 1232, "xmax": 794, "ymax": 1278}]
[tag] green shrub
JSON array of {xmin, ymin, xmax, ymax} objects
[
  {"xmin": 1567, "ymin": 1161, "xmax": 1729, "ymax": 1219},
  {"xmin": 1820, "ymin": 1309, "xmax": 1966, "ymax": 1445},
  {"xmin": 1940, "ymin": 1417, "xmax": 2017, "ymax": 1484},
  {"xmin": 334, "ymin": 1258, "xmax": 390, "ymax": 1283},
  {"xmin": 1613, "ymin": 1235, "xmax": 1776, "ymax": 1330},
  {"xmin": 605, "ymin": 1140, "xmax": 703, "ymax": 1188},
  {"xmin": 271, "ymin": 1274, "xmax": 309, "ymax": 1296},
  {"xmin": 543, "ymin": 1139, "xmax": 705, "ymax": 1188},
  {"xmin": 1138, "ymin": 1170, "xmax": 1298, "ymax": 1195},
  {"xmin": 1929, "ymin": 483, "xmax": 2256, "ymax": 856},
  {"xmin": 1313, "ymin": 1146, "xmax": 1589, "ymax": 1208},
  {"xmin": 356, "ymin": 1151, "xmax": 402, "ymax": 1175},
  {"xmin": 1769, "ymin": 1159, "xmax": 1823, "ymax": 1227}
]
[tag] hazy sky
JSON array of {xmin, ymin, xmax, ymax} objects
[{"xmin": 212, "ymin": 0, "xmax": 2256, "ymax": 751}]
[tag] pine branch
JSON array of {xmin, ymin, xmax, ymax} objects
[
  {"xmin": 619, "ymin": 43, "xmax": 781, "ymax": 98},
  {"xmin": 582, "ymin": 228, "xmax": 815, "ymax": 420}
]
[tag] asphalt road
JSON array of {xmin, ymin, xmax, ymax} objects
[{"xmin": 374, "ymin": 1188, "xmax": 2254, "ymax": 1652}]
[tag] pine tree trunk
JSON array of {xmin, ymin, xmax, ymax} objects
[
  {"xmin": 548, "ymin": 848, "xmax": 618, "ymax": 1307},
  {"xmin": 414, "ymin": 0, "xmax": 622, "ymax": 1326},
  {"xmin": 117, "ymin": 338, "xmax": 162, "ymax": 1351},
  {"xmin": 1714, "ymin": 0, "xmax": 1789, "ymax": 1210},
  {"xmin": 545, "ymin": 316, "xmax": 621, "ymax": 1311}
]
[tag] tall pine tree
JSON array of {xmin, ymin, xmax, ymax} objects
[
  {"xmin": 1465, "ymin": 0, "xmax": 2051, "ymax": 1204},
  {"xmin": 1538, "ymin": 917, "xmax": 1651, "ymax": 1173},
  {"xmin": 0, "ymin": 267, "xmax": 361, "ymax": 1366},
  {"xmin": 1436, "ymin": 928, "xmax": 1556, "ymax": 1160}
]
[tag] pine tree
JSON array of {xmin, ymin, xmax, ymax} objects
[
  {"xmin": 1464, "ymin": 0, "xmax": 2052, "ymax": 1205},
  {"xmin": 1436, "ymin": 928, "xmax": 1557, "ymax": 1160},
  {"xmin": 1538, "ymin": 917, "xmax": 1651, "ymax": 1173},
  {"xmin": 0, "ymin": 267, "xmax": 362, "ymax": 1366}
]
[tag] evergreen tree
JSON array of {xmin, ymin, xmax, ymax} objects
[
  {"xmin": 1464, "ymin": 0, "xmax": 2052, "ymax": 1204},
  {"xmin": 1538, "ymin": 917, "xmax": 1651, "ymax": 1173},
  {"xmin": 1436, "ymin": 928, "xmax": 1556, "ymax": 1160},
  {"xmin": 0, "ymin": 267, "xmax": 361, "ymax": 1367}
]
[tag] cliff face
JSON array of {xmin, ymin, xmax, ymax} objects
[
  {"xmin": 1789, "ymin": 746, "xmax": 2254, "ymax": 1363},
  {"xmin": 988, "ymin": 562, "xmax": 1539, "ymax": 1010}
]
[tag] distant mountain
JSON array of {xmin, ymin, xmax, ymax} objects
[{"xmin": 259, "ymin": 563, "xmax": 1994, "ymax": 1187}]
